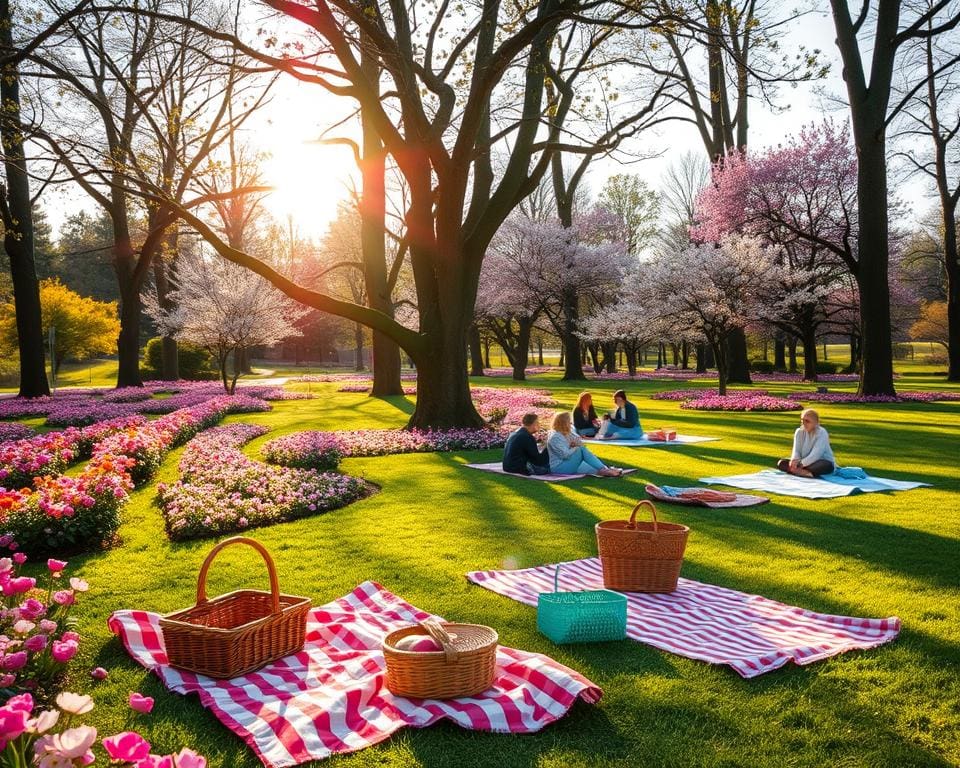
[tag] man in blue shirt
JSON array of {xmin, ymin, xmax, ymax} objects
[{"xmin": 502, "ymin": 413, "xmax": 550, "ymax": 475}]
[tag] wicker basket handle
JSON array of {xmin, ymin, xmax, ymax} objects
[
  {"xmin": 195, "ymin": 537, "xmax": 281, "ymax": 615},
  {"xmin": 553, "ymin": 564, "xmax": 563, "ymax": 594},
  {"xmin": 628, "ymin": 500, "xmax": 658, "ymax": 533},
  {"xmin": 420, "ymin": 619, "xmax": 458, "ymax": 662}
]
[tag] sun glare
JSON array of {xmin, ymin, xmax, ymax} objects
[{"xmin": 259, "ymin": 130, "xmax": 358, "ymax": 241}]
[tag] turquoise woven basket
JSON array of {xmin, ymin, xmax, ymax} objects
[{"xmin": 537, "ymin": 564, "xmax": 627, "ymax": 644}]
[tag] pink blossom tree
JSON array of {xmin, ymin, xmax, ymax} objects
[
  {"xmin": 146, "ymin": 249, "xmax": 305, "ymax": 393},
  {"xmin": 643, "ymin": 235, "xmax": 775, "ymax": 394},
  {"xmin": 694, "ymin": 121, "xmax": 861, "ymax": 380},
  {"xmin": 476, "ymin": 210, "xmax": 628, "ymax": 378}
]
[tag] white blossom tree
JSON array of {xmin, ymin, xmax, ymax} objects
[
  {"xmin": 578, "ymin": 290, "xmax": 666, "ymax": 376},
  {"xmin": 146, "ymin": 249, "xmax": 305, "ymax": 393},
  {"xmin": 643, "ymin": 235, "xmax": 775, "ymax": 394}
]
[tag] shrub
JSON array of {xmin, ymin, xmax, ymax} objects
[
  {"xmin": 141, "ymin": 337, "xmax": 217, "ymax": 380},
  {"xmin": 815, "ymin": 361, "xmax": 840, "ymax": 374},
  {"xmin": 749, "ymin": 360, "xmax": 775, "ymax": 373}
]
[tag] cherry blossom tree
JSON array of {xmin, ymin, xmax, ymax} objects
[
  {"xmin": 146, "ymin": 249, "xmax": 304, "ymax": 393},
  {"xmin": 578, "ymin": 289, "xmax": 665, "ymax": 376},
  {"xmin": 693, "ymin": 121, "xmax": 859, "ymax": 380},
  {"xmin": 642, "ymin": 235, "xmax": 774, "ymax": 394},
  {"xmin": 477, "ymin": 210, "xmax": 628, "ymax": 378}
]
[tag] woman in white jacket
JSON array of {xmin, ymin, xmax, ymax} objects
[
  {"xmin": 777, "ymin": 408, "xmax": 836, "ymax": 477},
  {"xmin": 546, "ymin": 412, "xmax": 622, "ymax": 476}
]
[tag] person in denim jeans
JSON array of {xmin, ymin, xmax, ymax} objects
[
  {"xmin": 547, "ymin": 412, "xmax": 622, "ymax": 476},
  {"xmin": 597, "ymin": 390, "xmax": 642, "ymax": 440}
]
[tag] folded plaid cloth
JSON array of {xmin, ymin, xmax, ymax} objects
[{"xmin": 109, "ymin": 581, "xmax": 601, "ymax": 768}]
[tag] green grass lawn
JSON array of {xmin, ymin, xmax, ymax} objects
[{"xmin": 19, "ymin": 372, "xmax": 960, "ymax": 768}]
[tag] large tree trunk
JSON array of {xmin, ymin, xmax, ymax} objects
[
  {"xmin": 409, "ymin": 325, "xmax": 483, "ymax": 429},
  {"xmin": 712, "ymin": 338, "xmax": 729, "ymax": 395},
  {"xmin": 788, "ymin": 336, "xmax": 798, "ymax": 373},
  {"xmin": 151, "ymin": 243, "xmax": 179, "ymax": 381},
  {"xmin": 726, "ymin": 327, "xmax": 752, "ymax": 383},
  {"xmin": 774, "ymin": 334, "xmax": 786, "ymax": 370},
  {"xmin": 603, "ymin": 341, "xmax": 617, "ymax": 374},
  {"xmin": 360, "ymin": 31, "xmax": 403, "ymax": 397},
  {"xmin": 852, "ymin": 140, "xmax": 895, "ymax": 395},
  {"xmin": 695, "ymin": 343, "xmax": 708, "ymax": 373},
  {"xmin": 0, "ymin": 3, "xmax": 49, "ymax": 398},
  {"xmin": 801, "ymin": 323, "xmax": 818, "ymax": 382},
  {"xmin": 561, "ymin": 288, "xmax": 585, "ymax": 380},
  {"xmin": 511, "ymin": 318, "xmax": 533, "ymax": 381},
  {"xmin": 115, "ymin": 262, "xmax": 144, "ymax": 388},
  {"xmin": 353, "ymin": 323, "xmax": 364, "ymax": 371},
  {"xmin": 469, "ymin": 324, "xmax": 485, "ymax": 376}
]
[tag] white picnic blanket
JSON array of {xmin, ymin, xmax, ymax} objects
[{"xmin": 699, "ymin": 469, "xmax": 930, "ymax": 499}]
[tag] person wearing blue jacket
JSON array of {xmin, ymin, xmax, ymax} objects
[
  {"xmin": 502, "ymin": 413, "xmax": 550, "ymax": 475},
  {"xmin": 598, "ymin": 390, "xmax": 642, "ymax": 440}
]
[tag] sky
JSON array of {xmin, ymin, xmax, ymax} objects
[{"xmin": 41, "ymin": 5, "xmax": 937, "ymax": 244}]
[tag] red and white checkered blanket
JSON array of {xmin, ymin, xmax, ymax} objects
[
  {"xmin": 467, "ymin": 558, "xmax": 900, "ymax": 678},
  {"xmin": 109, "ymin": 581, "xmax": 601, "ymax": 768}
]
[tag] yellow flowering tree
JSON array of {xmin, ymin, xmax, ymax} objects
[{"xmin": 0, "ymin": 279, "xmax": 119, "ymax": 374}]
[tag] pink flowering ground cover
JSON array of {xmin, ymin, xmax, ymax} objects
[
  {"xmin": 158, "ymin": 424, "xmax": 373, "ymax": 540},
  {"xmin": 263, "ymin": 387, "xmax": 558, "ymax": 466},
  {"xmin": 680, "ymin": 393, "xmax": 802, "ymax": 412},
  {"xmin": 1, "ymin": 396, "xmax": 272, "ymax": 556},
  {"xmin": 651, "ymin": 388, "xmax": 770, "ymax": 402},
  {"xmin": 337, "ymin": 384, "xmax": 418, "ymax": 395},
  {"xmin": 789, "ymin": 390, "xmax": 960, "ymax": 404},
  {"xmin": 0, "ymin": 423, "xmax": 34, "ymax": 445}
]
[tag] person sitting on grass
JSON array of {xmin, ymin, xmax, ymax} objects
[
  {"xmin": 777, "ymin": 408, "xmax": 836, "ymax": 478},
  {"xmin": 572, "ymin": 391, "xmax": 601, "ymax": 437},
  {"xmin": 597, "ymin": 390, "xmax": 642, "ymax": 440},
  {"xmin": 502, "ymin": 413, "xmax": 550, "ymax": 475},
  {"xmin": 547, "ymin": 412, "xmax": 623, "ymax": 476}
]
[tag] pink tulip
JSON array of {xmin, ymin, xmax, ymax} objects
[
  {"xmin": 47, "ymin": 559, "xmax": 68, "ymax": 573},
  {"xmin": 2, "ymin": 651, "xmax": 28, "ymax": 670},
  {"xmin": 24, "ymin": 634, "xmax": 47, "ymax": 652},
  {"xmin": 90, "ymin": 666, "xmax": 109, "ymax": 681},
  {"xmin": 0, "ymin": 674, "xmax": 16, "ymax": 687},
  {"xmin": 60, "ymin": 631, "xmax": 80, "ymax": 643},
  {"xmin": 6, "ymin": 693, "xmax": 33, "ymax": 712},
  {"xmin": 135, "ymin": 756, "xmax": 174, "ymax": 768},
  {"xmin": 52, "ymin": 590, "xmax": 75, "ymax": 606},
  {"xmin": 69, "ymin": 578, "xmax": 89, "ymax": 593},
  {"xmin": 39, "ymin": 619, "xmax": 57, "ymax": 633},
  {"xmin": 0, "ymin": 705, "xmax": 29, "ymax": 741},
  {"xmin": 20, "ymin": 599, "xmax": 46, "ymax": 620},
  {"xmin": 49, "ymin": 724, "xmax": 98, "ymax": 758},
  {"xmin": 12, "ymin": 553, "xmax": 26, "ymax": 565},
  {"xmin": 173, "ymin": 748, "xmax": 207, "ymax": 768},
  {"xmin": 2, "ymin": 576, "xmax": 35, "ymax": 596},
  {"xmin": 103, "ymin": 731, "xmax": 152, "ymax": 762},
  {"xmin": 128, "ymin": 692, "xmax": 154, "ymax": 714},
  {"xmin": 50, "ymin": 639, "xmax": 78, "ymax": 663}
]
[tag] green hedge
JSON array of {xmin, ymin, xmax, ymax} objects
[{"xmin": 141, "ymin": 337, "xmax": 217, "ymax": 380}]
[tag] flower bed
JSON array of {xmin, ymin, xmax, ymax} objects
[
  {"xmin": 1, "ymin": 397, "xmax": 272, "ymax": 556},
  {"xmin": 0, "ymin": 416, "xmax": 145, "ymax": 489},
  {"xmin": 1, "ymin": 689, "xmax": 208, "ymax": 767},
  {"xmin": 753, "ymin": 372, "xmax": 860, "ymax": 382},
  {"xmin": 680, "ymin": 394, "xmax": 802, "ymax": 411},
  {"xmin": 294, "ymin": 372, "xmax": 418, "ymax": 383},
  {"xmin": 158, "ymin": 424, "xmax": 372, "ymax": 540},
  {"xmin": 0, "ymin": 423, "xmax": 34, "ymax": 445},
  {"xmin": 0, "ymin": 381, "xmax": 286, "ymax": 427},
  {"xmin": 0, "ymin": 541, "xmax": 87, "ymax": 696},
  {"xmin": 481, "ymin": 366, "xmax": 560, "ymax": 377},
  {"xmin": 788, "ymin": 390, "xmax": 960, "ymax": 404},
  {"xmin": 337, "ymin": 384, "xmax": 418, "ymax": 395}
]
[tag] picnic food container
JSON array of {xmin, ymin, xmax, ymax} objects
[
  {"xmin": 159, "ymin": 536, "xmax": 311, "ymax": 679},
  {"xmin": 383, "ymin": 619, "xmax": 498, "ymax": 698},
  {"xmin": 646, "ymin": 429, "xmax": 677, "ymax": 441},
  {"xmin": 595, "ymin": 500, "xmax": 690, "ymax": 593},
  {"xmin": 537, "ymin": 564, "xmax": 627, "ymax": 644}
]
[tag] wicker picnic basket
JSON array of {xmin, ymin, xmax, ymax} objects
[
  {"xmin": 595, "ymin": 500, "xmax": 690, "ymax": 593},
  {"xmin": 537, "ymin": 564, "xmax": 627, "ymax": 644},
  {"xmin": 383, "ymin": 619, "xmax": 498, "ymax": 699},
  {"xmin": 159, "ymin": 537, "xmax": 311, "ymax": 679}
]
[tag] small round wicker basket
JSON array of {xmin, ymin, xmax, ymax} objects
[{"xmin": 383, "ymin": 619, "xmax": 498, "ymax": 699}]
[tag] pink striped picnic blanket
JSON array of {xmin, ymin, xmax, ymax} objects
[
  {"xmin": 109, "ymin": 581, "xmax": 601, "ymax": 768},
  {"xmin": 467, "ymin": 559, "xmax": 900, "ymax": 678}
]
